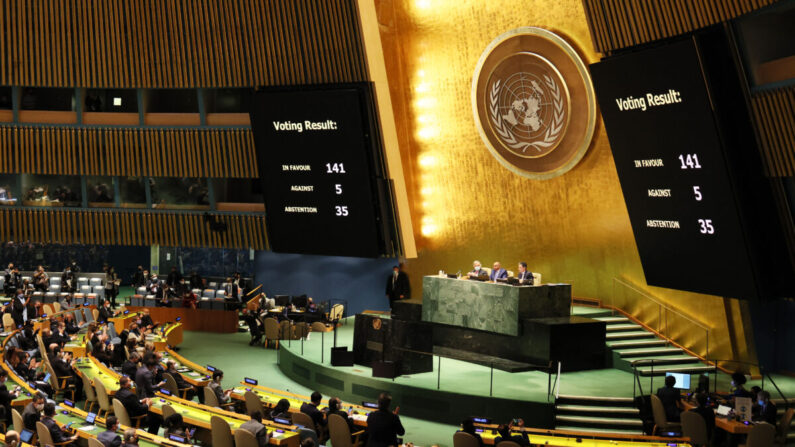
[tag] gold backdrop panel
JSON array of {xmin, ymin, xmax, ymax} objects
[{"xmin": 373, "ymin": 0, "xmax": 755, "ymax": 368}]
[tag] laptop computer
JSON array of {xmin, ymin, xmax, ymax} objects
[
  {"xmin": 716, "ymin": 404, "xmax": 732, "ymax": 417},
  {"xmin": 19, "ymin": 428, "xmax": 34, "ymax": 443},
  {"xmin": 82, "ymin": 412, "xmax": 97, "ymax": 426}
]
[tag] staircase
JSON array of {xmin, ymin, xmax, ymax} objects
[
  {"xmin": 554, "ymin": 394, "xmax": 643, "ymax": 434},
  {"xmin": 582, "ymin": 309, "xmax": 713, "ymax": 377}
]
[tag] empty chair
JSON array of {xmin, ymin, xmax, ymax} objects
[
  {"xmin": 681, "ymin": 411, "xmax": 708, "ymax": 447},
  {"xmin": 211, "ymin": 415, "xmax": 234, "ymax": 447},
  {"xmin": 234, "ymin": 428, "xmax": 259, "ymax": 447},
  {"xmin": 50, "ymin": 276, "xmax": 61, "ymax": 285},
  {"xmin": 293, "ymin": 322, "xmax": 310, "ymax": 340},
  {"xmin": 46, "ymin": 361, "xmax": 75, "ymax": 401},
  {"xmin": 86, "ymin": 293, "xmax": 98, "ymax": 305},
  {"xmin": 202, "ymin": 289, "xmax": 215, "ymax": 299},
  {"xmin": 330, "ymin": 303, "xmax": 344, "ymax": 322},
  {"xmin": 90, "ymin": 277, "xmax": 102, "ymax": 286},
  {"xmin": 292, "ymin": 411, "xmax": 317, "ymax": 432},
  {"xmin": 2, "ymin": 313, "xmax": 15, "ymax": 332},
  {"xmin": 42, "ymin": 304, "xmax": 54, "ymax": 315},
  {"xmin": 311, "ymin": 321, "xmax": 329, "ymax": 333},
  {"xmin": 94, "ymin": 379, "xmax": 114, "ymax": 419},
  {"xmin": 204, "ymin": 386, "xmax": 220, "ymax": 407},
  {"xmin": 263, "ymin": 318, "xmax": 280, "ymax": 349},
  {"xmin": 162, "ymin": 373, "xmax": 182, "ymax": 398},
  {"xmin": 82, "ymin": 374, "xmax": 98, "ymax": 413},
  {"xmin": 215, "ymin": 290, "xmax": 226, "ymax": 299},
  {"xmin": 162, "ymin": 403, "xmax": 177, "ymax": 420},
  {"xmin": 744, "ymin": 422, "xmax": 776, "ymax": 447},
  {"xmin": 92, "ymin": 308, "xmax": 100, "ymax": 322},
  {"xmin": 11, "ymin": 408, "xmax": 23, "ymax": 433},
  {"xmin": 88, "ymin": 438, "xmax": 105, "ymax": 447},
  {"xmin": 650, "ymin": 394, "xmax": 681, "ymax": 435},
  {"xmin": 279, "ymin": 320, "xmax": 292, "ymax": 340},
  {"xmin": 454, "ymin": 432, "xmax": 482, "ymax": 447},
  {"xmin": 533, "ymin": 273, "xmax": 542, "ymax": 285},
  {"xmin": 243, "ymin": 390, "xmax": 264, "ymax": 415},
  {"xmin": 93, "ymin": 286, "xmax": 105, "ymax": 297},
  {"xmin": 45, "ymin": 291, "xmax": 58, "ymax": 303},
  {"xmin": 329, "ymin": 413, "xmax": 365, "ymax": 447},
  {"xmin": 778, "ymin": 408, "xmax": 794, "ymax": 445},
  {"xmin": 52, "ymin": 301, "xmax": 61, "ymax": 313},
  {"xmin": 37, "ymin": 420, "xmax": 69, "ymax": 447},
  {"xmin": 80, "ymin": 284, "xmax": 92, "ymax": 294},
  {"xmin": 78, "ymin": 277, "xmax": 89, "ymax": 287},
  {"xmin": 136, "ymin": 286, "xmax": 147, "ymax": 295},
  {"xmin": 74, "ymin": 293, "xmax": 86, "ymax": 305},
  {"xmin": 208, "ymin": 282, "xmax": 218, "ymax": 289}
]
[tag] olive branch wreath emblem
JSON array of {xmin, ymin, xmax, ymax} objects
[{"xmin": 489, "ymin": 74, "xmax": 564, "ymax": 153}]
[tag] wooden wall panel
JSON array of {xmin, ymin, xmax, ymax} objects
[
  {"xmin": 750, "ymin": 87, "xmax": 795, "ymax": 177},
  {"xmin": 0, "ymin": 126, "xmax": 258, "ymax": 177},
  {"xmin": 0, "ymin": 0, "xmax": 368, "ymax": 88},
  {"xmin": 582, "ymin": 0, "xmax": 781, "ymax": 54},
  {"xmin": 0, "ymin": 209, "xmax": 267, "ymax": 249}
]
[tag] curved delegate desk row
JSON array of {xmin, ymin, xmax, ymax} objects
[{"xmin": 473, "ymin": 422, "xmax": 691, "ymax": 446}]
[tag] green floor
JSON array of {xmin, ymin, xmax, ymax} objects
[
  {"xmin": 178, "ymin": 330, "xmax": 456, "ymax": 446},
  {"xmin": 174, "ymin": 309, "xmax": 795, "ymax": 447}
]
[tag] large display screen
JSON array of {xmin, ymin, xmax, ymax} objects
[
  {"xmin": 590, "ymin": 39, "xmax": 758, "ymax": 298},
  {"xmin": 250, "ymin": 84, "xmax": 391, "ymax": 258}
]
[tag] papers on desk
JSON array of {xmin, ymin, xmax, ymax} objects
[
  {"xmin": 188, "ymin": 372, "xmax": 200, "ymax": 377},
  {"xmin": 78, "ymin": 425, "xmax": 97, "ymax": 432}
]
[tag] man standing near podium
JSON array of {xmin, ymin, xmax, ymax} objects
[
  {"xmin": 385, "ymin": 264, "xmax": 410, "ymax": 310},
  {"xmin": 489, "ymin": 261, "xmax": 508, "ymax": 281}
]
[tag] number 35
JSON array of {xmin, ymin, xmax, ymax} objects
[
  {"xmin": 335, "ymin": 206, "xmax": 349, "ymax": 216},
  {"xmin": 698, "ymin": 219, "xmax": 714, "ymax": 234}
]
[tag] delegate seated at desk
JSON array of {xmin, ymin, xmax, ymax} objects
[
  {"xmin": 489, "ymin": 262, "xmax": 508, "ymax": 281},
  {"xmin": 516, "ymin": 262, "xmax": 534, "ymax": 285},
  {"xmin": 467, "ymin": 260, "xmax": 489, "ymax": 280}
]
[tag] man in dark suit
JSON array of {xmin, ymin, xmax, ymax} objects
[
  {"xmin": 467, "ymin": 260, "xmax": 489, "ymax": 280},
  {"xmin": 0, "ymin": 369, "xmax": 20, "ymax": 425},
  {"xmin": 61, "ymin": 266, "xmax": 76, "ymax": 294},
  {"xmin": 50, "ymin": 346, "xmax": 83, "ymax": 400},
  {"xmin": 656, "ymin": 374, "xmax": 682, "ymax": 422},
  {"xmin": 365, "ymin": 393, "xmax": 404, "ymax": 447},
  {"xmin": 300, "ymin": 391, "xmax": 326, "ymax": 432},
  {"xmin": 122, "ymin": 353, "xmax": 140, "ymax": 379},
  {"xmin": 489, "ymin": 261, "xmax": 508, "ymax": 281},
  {"xmin": 516, "ymin": 262, "xmax": 534, "ymax": 285},
  {"xmin": 135, "ymin": 361, "xmax": 157, "ymax": 399},
  {"xmin": 116, "ymin": 376, "xmax": 161, "ymax": 434},
  {"xmin": 385, "ymin": 265, "xmax": 410, "ymax": 310},
  {"xmin": 21, "ymin": 393, "xmax": 45, "ymax": 430},
  {"xmin": 98, "ymin": 300, "xmax": 115, "ymax": 323},
  {"xmin": 165, "ymin": 360, "xmax": 197, "ymax": 401},
  {"xmin": 754, "ymin": 390, "xmax": 777, "ymax": 425},
  {"xmin": 97, "ymin": 415, "xmax": 122, "ymax": 447},
  {"xmin": 41, "ymin": 402, "xmax": 79, "ymax": 446}
]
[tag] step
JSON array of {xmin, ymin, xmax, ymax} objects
[
  {"xmin": 554, "ymin": 426, "xmax": 644, "ymax": 435},
  {"xmin": 637, "ymin": 364, "xmax": 714, "ymax": 376},
  {"xmin": 557, "ymin": 394, "xmax": 636, "ymax": 406},
  {"xmin": 607, "ymin": 339, "xmax": 669, "ymax": 349},
  {"xmin": 593, "ymin": 316, "xmax": 630, "ymax": 323},
  {"xmin": 556, "ymin": 404, "xmax": 640, "ymax": 417},
  {"xmin": 606, "ymin": 331, "xmax": 657, "ymax": 340},
  {"xmin": 616, "ymin": 347, "xmax": 684, "ymax": 358},
  {"xmin": 555, "ymin": 415, "xmax": 643, "ymax": 427},
  {"xmin": 627, "ymin": 356, "xmax": 701, "ymax": 366},
  {"xmin": 606, "ymin": 324, "xmax": 644, "ymax": 332}
]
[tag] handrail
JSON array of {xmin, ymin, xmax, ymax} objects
[{"xmin": 612, "ymin": 277, "xmax": 709, "ymax": 332}]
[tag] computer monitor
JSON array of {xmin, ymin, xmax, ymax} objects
[
  {"xmin": 274, "ymin": 295, "xmax": 290, "ymax": 306},
  {"xmin": 85, "ymin": 412, "xmax": 97, "ymax": 424},
  {"xmin": 291, "ymin": 295, "xmax": 308, "ymax": 308},
  {"xmin": 666, "ymin": 372, "xmax": 691, "ymax": 390}
]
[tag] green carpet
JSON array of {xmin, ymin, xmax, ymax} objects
[{"xmin": 178, "ymin": 330, "xmax": 456, "ymax": 446}]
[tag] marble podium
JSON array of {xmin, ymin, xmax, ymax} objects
[{"xmin": 421, "ymin": 276, "xmax": 571, "ymax": 335}]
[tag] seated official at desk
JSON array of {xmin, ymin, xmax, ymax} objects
[
  {"xmin": 467, "ymin": 261, "xmax": 488, "ymax": 280},
  {"xmin": 516, "ymin": 262, "xmax": 534, "ymax": 285},
  {"xmin": 489, "ymin": 262, "xmax": 507, "ymax": 281},
  {"xmin": 754, "ymin": 391, "xmax": 777, "ymax": 425}
]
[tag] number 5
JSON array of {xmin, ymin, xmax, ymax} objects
[
  {"xmin": 693, "ymin": 186, "xmax": 702, "ymax": 201},
  {"xmin": 335, "ymin": 184, "xmax": 342, "ymax": 195}
]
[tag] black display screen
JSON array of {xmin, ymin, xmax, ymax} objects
[
  {"xmin": 590, "ymin": 39, "xmax": 758, "ymax": 298},
  {"xmin": 250, "ymin": 84, "xmax": 384, "ymax": 258}
]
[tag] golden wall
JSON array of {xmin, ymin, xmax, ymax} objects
[{"xmin": 372, "ymin": 0, "xmax": 756, "ymax": 368}]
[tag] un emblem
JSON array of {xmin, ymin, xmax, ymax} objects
[{"xmin": 473, "ymin": 28, "xmax": 596, "ymax": 179}]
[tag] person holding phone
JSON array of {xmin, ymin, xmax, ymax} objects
[
  {"xmin": 495, "ymin": 419, "xmax": 529, "ymax": 446},
  {"xmin": 327, "ymin": 397, "xmax": 356, "ymax": 435},
  {"xmin": 41, "ymin": 402, "xmax": 79, "ymax": 446}
]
